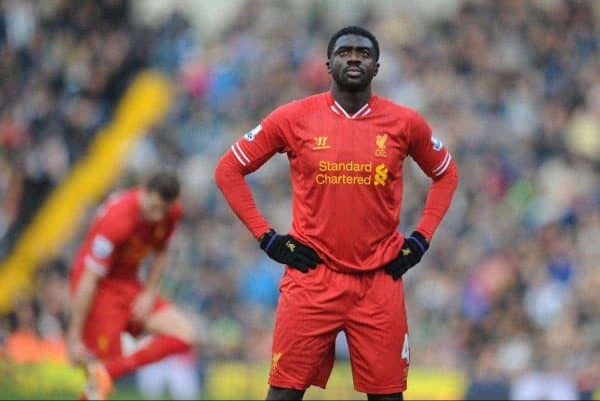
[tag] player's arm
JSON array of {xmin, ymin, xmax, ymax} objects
[
  {"xmin": 214, "ymin": 120, "xmax": 284, "ymax": 239},
  {"xmin": 146, "ymin": 210, "xmax": 180, "ymax": 292},
  {"xmin": 130, "ymin": 250, "xmax": 168, "ymax": 322},
  {"xmin": 132, "ymin": 208, "xmax": 181, "ymax": 321},
  {"xmin": 409, "ymin": 112, "xmax": 459, "ymax": 241},
  {"xmin": 145, "ymin": 250, "xmax": 168, "ymax": 292},
  {"xmin": 384, "ymin": 112, "xmax": 459, "ymax": 280},
  {"xmin": 214, "ymin": 111, "xmax": 321, "ymax": 271},
  {"xmin": 67, "ymin": 266, "xmax": 102, "ymax": 365}
]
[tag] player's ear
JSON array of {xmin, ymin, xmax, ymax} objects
[
  {"xmin": 326, "ymin": 60, "xmax": 331, "ymax": 73},
  {"xmin": 373, "ymin": 62, "xmax": 379, "ymax": 77}
]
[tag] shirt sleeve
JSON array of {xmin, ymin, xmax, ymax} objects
[
  {"xmin": 408, "ymin": 111, "xmax": 452, "ymax": 178},
  {"xmin": 215, "ymin": 106, "xmax": 294, "ymax": 239},
  {"xmin": 84, "ymin": 208, "xmax": 132, "ymax": 276},
  {"xmin": 229, "ymin": 106, "xmax": 292, "ymax": 174},
  {"xmin": 408, "ymin": 111, "xmax": 459, "ymax": 241}
]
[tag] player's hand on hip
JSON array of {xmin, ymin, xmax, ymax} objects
[
  {"xmin": 66, "ymin": 333, "xmax": 90, "ymax": 366},
  {"xmin": 259, "ymin": 229, "xmax": 322, "ymax": 272},
  {"xmin": 132, "ymin": 289, "xmax": 157, "ymax": 322},
  {"xmin": 383, "ymin": 231, "xmax": 429, "ymax": 280}
]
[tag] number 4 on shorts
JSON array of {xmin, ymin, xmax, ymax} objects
[{"xmin": 401, "ymin": 333, "xmax": 410, "ymax": 363}]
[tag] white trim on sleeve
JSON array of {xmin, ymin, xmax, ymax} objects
[
  {"xmin": 231, "ymin": 144, "xmax": 247, "ymax": 166},
  {"xmin": 235, "ymin": 142, "xmax": 251, "ymax": 164},
  {"xmin": 84, "ymin": 255, "xmax": 108, "ymax": 276},
  {"xmin": 433, "ymin": 153, "xmax": 452, "ymax": 176}
]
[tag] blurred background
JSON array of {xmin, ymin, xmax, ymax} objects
[{"xmin": 1, "ymin": 0, "xmax": 599, "ymax": 399}]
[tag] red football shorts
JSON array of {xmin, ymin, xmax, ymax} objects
[
  {"xmin": 73, "ymin": 278, "xmax": 171, "ymax": 360},
  {"xmin": 269, "ymin": 266, "xmax": 410, "ymax": 394}
]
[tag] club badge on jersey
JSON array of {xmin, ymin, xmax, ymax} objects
[
  {"xmin": 92, "ymin": 235, "xmax": 114, "ymax": 259},
  {"xmin": 431, "ymin": 136, "xmax": 443, "ymax": 151},
  {"xmin": 375, "ymin": 133, "xmax": 388, "ymax": 157},
  {"xmin": 244, "ymin": 125, "xmax": 262, "ymax": 141}
]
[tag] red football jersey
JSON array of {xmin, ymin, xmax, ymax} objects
[
  {"xmin": 70, "ymin": 188, "xmax": 182, "ymax": 290},
  {"xmin": 228, "ymin": 92, "xmax": 452, "ymax": 272}
]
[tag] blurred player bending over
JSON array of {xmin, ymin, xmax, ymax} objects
[
  {"xmin": 215, "ymin": 26, "xmax": 458, "ymax": 400},
  {"xmin": 67, "ymin": 170, "xmax": 198, "ymax": 400}
]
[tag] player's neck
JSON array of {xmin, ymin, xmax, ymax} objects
[{"xmin": 330, "ymin": 86, "xmax": 372, "ymax": 115}]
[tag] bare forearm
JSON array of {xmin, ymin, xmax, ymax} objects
[
  {"xmin": 69, "ymin": 270, "xmax": 100, "ymax": 338},
  {"xmin": 146, "ymin": 252, "xmax": 168, "ymax": 291}
]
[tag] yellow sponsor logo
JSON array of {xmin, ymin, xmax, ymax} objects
[
  {"xmin": 402, "ymin": 248, "xmax": 411, "ymax": 256},
  {"xmin": 316, "ymin": 174, "xmax": 372, "ymax": 185},
  {"xmin": 375, "ymin": 133, "xmax": 388, "ymax": 157},
  {"xmin": 314, "ymin": 160, "xmax": 389, "ymax": 186},
  {"xmin": 312, "ymin": 136, "xmax": 331, "ymax": 150},
  {"xmin": 319, "ymin": 161, "xmax": 372, "ymax": 172},
  {"xmin": 315, "ymin": 160, "xmax": 372, "ymax": 185},
  {"xmin": 98, "ymin": 335, "xmax": 109, "ymax": 351},
  {"xmin": 374, "ymin": 163, "xmax": 388, "ymax": 186}
]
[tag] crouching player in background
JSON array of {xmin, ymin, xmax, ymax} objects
[{"xmin": 67, "ymin": 170, "xmax": 198, "ymax": 400}]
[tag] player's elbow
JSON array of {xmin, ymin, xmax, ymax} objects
[
  {"xmin": 446, "ymin": 159, "xmax": 459, "ymax": 188},
  {"xmin": 214, "ymin": 157, "xmax": 226, "ymax": 191},
  {"xmin": 435, "ymin": 159, "xmax": 459, "ymax": 188},
  {"xmin": 214, "ymin": 152, "xmax": 237, "ymax": 191}
]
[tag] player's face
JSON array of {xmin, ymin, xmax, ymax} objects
[
  {"xmin": 140, "ymin": 190, "xmax": 172, "ymax": 222},
  {"xmin": 327, "ymin": 34, "xmax": 379, "ymax": 92}
]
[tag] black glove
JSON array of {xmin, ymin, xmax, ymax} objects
[
  {"xmin": 383, "ymin": 231, "xmax": 429, "ymax": 280},
  {"xmin": 259, "ymin": 229, "xmax": 322, "ymax": 273}
]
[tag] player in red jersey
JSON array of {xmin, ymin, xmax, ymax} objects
[
  {"xmin": 67, "ymin": 171, "xmax": 197, "ymax": 400},
  {"xmin": 215, "ymin": 26, "xmax": 459, "ymax": 400}
]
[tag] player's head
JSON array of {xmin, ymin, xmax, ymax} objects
[
  {"xmin": 326, "ymin": 26, "xmax": 380, "ymax": 92},
  {"xmin": 140, "ymin": 170, "xmax": 180, "ymax": 222}
]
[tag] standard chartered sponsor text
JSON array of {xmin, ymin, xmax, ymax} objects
[
  {"xmin": 316, "ymin": 160, "xmax": 373, "ymax": 185},
  {"xmin": 316, "ymin": 173, "xmax": 373, "ymax": 185},
  {"xmin": 319, "ymin": 161, "xmax": 372, "ymax": 172}
]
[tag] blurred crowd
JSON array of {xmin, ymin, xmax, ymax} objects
[
  {"xmin": 1, "ymin": 0, "xmax": 600, "ymax": 399},
  {"xmin": 0, "ymin": 0, "xmax": 144, "ymax": 255}
]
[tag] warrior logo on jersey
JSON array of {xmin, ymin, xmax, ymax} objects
[
  {"xmin": 431, "ymin": 136, "xmax": 443, "ymax": 151},
  {"xmin": 313, "ymin": 136, "xmax": 331, "ymax": 150},
  {"xmin": 243, "ymin": 124, "xmax": 262, "ymax": 141},
  {"xmin": 375, "ymin": 133, "xmax": 388, "ymax": 157}
]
